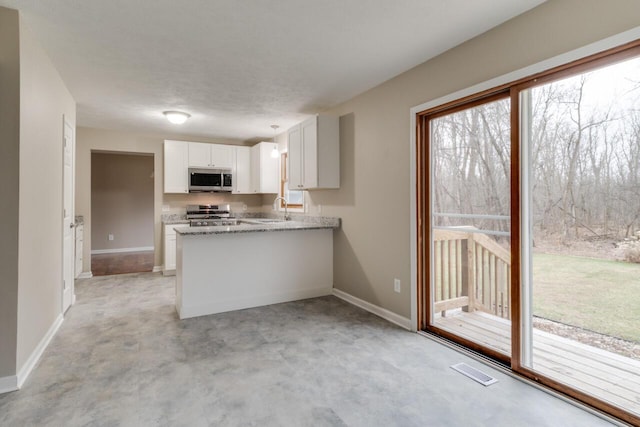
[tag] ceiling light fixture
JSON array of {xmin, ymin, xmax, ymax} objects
[
  {"xmin": 163, "ymin": 111, "xmax": 191, "ymax": 124},
  {"xmin": 270, "ymin": 125, "xmax": 280, "ymax": 158}
]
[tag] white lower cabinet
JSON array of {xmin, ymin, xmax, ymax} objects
[
  {"xmin": 164, "ymin": 224, "xmax": 189, "ymax": 275},
  {"xmin": 74, "ymin": 224, "xmax": 83, "ymax": 278}
]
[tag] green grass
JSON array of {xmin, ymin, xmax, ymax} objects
[{"xmin": 532, "ymin": 253, "xmax": 640, "ymax": 343}]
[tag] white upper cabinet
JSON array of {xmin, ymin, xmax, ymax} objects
[
  {"xmin": 250, "ymin": 142, "xmax": 279, "ymax": 194},
  {"xmin": 187, "ymin": 142, "xmax": 210, "ymax": 168},
  {"xmin": 287, "ymin": 115, "xmax": 339, "ymax": 190},
  {"xmin": 233, "ymin": 146, "xmax": 252, "ymax": 194},
  {"xmin": 288, "ymin": 125, "xmax": 303, "ymax": 189},
  {"xmin": 188, "ymin": 142, "xmax": 233, "ymax": 169},
  {"xmin": 210, "ymin": 144, "xmax": 234, "ymax": 168},
  {"xmin": 164, "ymin": 140, "xmax": 189, "ymax": 193}
]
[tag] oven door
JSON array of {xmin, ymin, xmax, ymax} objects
[{"xmin": 189, "ymin": 169, "xmax": 222, "ymax": 192}]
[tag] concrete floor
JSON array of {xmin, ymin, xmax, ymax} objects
[{"xmin": 0, "ymin": 273, "xmax": 616, "ymax": 426}]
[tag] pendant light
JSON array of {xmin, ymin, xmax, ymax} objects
[{"xmin": 270, "ymin": 125, "xmax": 280, "ymax": 158}]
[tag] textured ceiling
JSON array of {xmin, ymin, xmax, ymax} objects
[{"xmin": 0, "ymin": 0, "xmax": 545, "ymax": 141}]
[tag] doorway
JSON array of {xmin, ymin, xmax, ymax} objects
[
  {"xmin": 416, "ymin": 41, "xmax": 640, "ymax": 424},
  {"xmin": 90, "ymin": 152, "xmax": 154, "ymax": 276}
]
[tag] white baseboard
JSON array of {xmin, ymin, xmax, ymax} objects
[
  {"xmin": 178, "ymin": 287, "xmax": 332, "ymax": 319},
  {"xmin": 77, "ymin": 271, "xmax": 93, "ymax": 279},
  {"xmin": 16, "ymin": 314, "xmax": 63, "ymax": 388},
  {"xmin": 91, "ymin": 246, "xmax": 154, "ymax": 255},
  {"xmin": 0, "ymin": 375, "xmax": 18, "ymax": 394},
  {"xmin": 332, "ymin": 288, "xmax": 412, "ymax": 330},
  {"xmin": 152, "ymin": 266, "xmax": 162, "ymax": 273}
]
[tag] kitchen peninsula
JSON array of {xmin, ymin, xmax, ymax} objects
[{"xmin": 174, "ymin": 217, "xmax": 340, "ymax": 319}]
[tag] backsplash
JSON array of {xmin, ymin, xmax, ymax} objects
[{"xmin": 162, "ymin": 193, "xmax": 263, "ymax": 216}]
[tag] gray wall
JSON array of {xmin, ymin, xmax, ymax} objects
[
  {"xmin": 17, "ymin": 13, "xmax": 76, "ymax": 371},
  {"xmin": 286, "ymin": 0, "xmax": 640, "ymax": 319},
  {"xmin": 0, "ymin": 6, "xmax": 20, "ymax": 379},
  {"xmin": 0, "ymin": 5, "xmax": 76, "ymax": 380},
  {"xmin": 91, "ymin": 152, "xmax": 154, "ymax": 251},
  {"xmin": 0, "ymin": 8, "xmax": 75, "ymax": 377}
]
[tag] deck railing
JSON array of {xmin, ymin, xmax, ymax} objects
[{"xmin": 433, "ymin": 228, "xmax": 511, "ymax": 319}]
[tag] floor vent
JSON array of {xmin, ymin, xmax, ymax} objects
[{"xmin": 450, "ymin": 363, "xmax": 498, "ymax": 386}]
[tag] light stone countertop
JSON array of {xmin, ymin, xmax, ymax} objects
[
  {"xmin": 176, "ymin": 216, "xmax": 340, "ymax": 236},
  {"xmin": 161, "ymin": 214, "xmax": 189, "ymax": 225}
]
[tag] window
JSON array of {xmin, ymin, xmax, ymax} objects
[{"xmin": 279, "ymin": 152, "xmax": 304, "ymax": 211}]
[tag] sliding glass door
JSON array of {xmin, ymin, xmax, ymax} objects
[
  {"xmin": 418, "ymin": 41, "xmax": 640, "ymax": 424},
  {"xmin": 426, "ymin": 94, "xmax": 512, "ymax": 361},
  {"xmin": 520, "ymin": 54, "xmax": 640, "ymax": 418}
]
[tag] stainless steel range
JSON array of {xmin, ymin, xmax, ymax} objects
[{"xmin": 186, "ymin": 204, "xmax": 238, "ymax": 227}]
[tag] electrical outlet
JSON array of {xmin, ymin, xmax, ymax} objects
[
  {"xmin": 394, "ymin": 278, "xmax": 401, "ymax": 293},
  {"xmin": 317, "ymin": 204, "xmax": 322, "ymax": 214},
  {"xmin": 108, "ymin": 234, "xmax": 114, "ymax": 241}
]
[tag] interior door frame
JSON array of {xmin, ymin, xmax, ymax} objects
[
  {"xmin": 62, "ymin": 115, "xmax": 75, "ymax": 312},
  {"xmin": 410, "ymin": 33, "xmax": 640, "ymax": 426}
]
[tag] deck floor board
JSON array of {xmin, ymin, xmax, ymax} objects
[{"xmin": 436, "ymin": 312, "xmax": 640, "ymax": 416}]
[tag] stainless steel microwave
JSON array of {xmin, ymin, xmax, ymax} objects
[{"xmin": 188, "ymin": 168, "xmax": 233, "ymax": 192}]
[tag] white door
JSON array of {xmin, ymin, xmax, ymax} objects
[{"xmin": 62, "ymin": 118, "xmax": 74, "ymax": 313}]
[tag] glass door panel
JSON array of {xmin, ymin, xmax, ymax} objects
[
  {"xmin": 522, "ymin": 56, "xmax": 640, "ymax": 417},
  {"xmin": 429, "ymin": 97, "xmax": 512, "ymax": 357}
]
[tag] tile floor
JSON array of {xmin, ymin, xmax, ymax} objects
[{"xmin": 0, "ymin": 273, "xmax": 616, "ymax": 426}]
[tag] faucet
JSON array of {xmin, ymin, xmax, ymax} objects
[{"xmin": 273, "ymin": 196, "xmax": 290, "ymax": 221}]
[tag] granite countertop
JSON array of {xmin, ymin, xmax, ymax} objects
[
  {"xmin": 176, "ymin": 216, "xmax": 340, "ymax": 236},
  {"xmin": 161, "ymin": 214, "xmax": 190, "ymax": 225}
]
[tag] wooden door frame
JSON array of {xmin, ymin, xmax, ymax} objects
[
  {"xmin": 411, "ymin": 37, "xmax": 640, "ymax": 426},
  {"xmin": 416, "ymin": 90, "xmax": 513, "ymax": 366}
]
